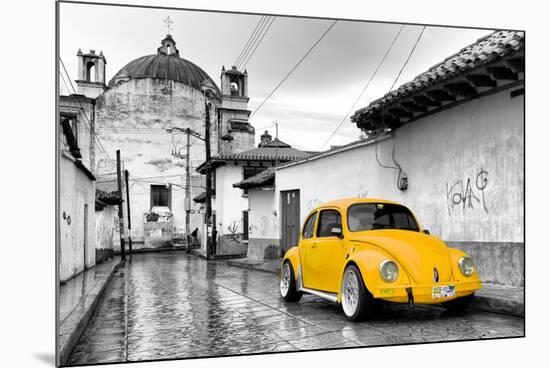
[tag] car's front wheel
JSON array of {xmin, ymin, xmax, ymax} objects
[
  {"xmin": 442, "ymin": 293, "xmax": 475, "ymax": 312},
  {"xmin": 341, "ymin": 264, "xmax": 374, "ymax": 321},
  {"xmin": 280, "ymin": 260, "xmax": 302, "ymax": 302}
]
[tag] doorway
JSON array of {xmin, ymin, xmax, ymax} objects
[{"xmin": 280, "ymin": 190, "xmax": 300, "ymax": 253}]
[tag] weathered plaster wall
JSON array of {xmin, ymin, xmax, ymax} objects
[
  {"xmin": 95, "ymin": 205, "xmax": 116, "ymax": 262},
  {"xmin": 214, "ymin": 164, "xmax": 248, "ymax": 255},
  {"xmin": 275, "ymin": 88, "xmax": 524, "ymax": 285},
  {"xmin": 247, "ymin": 188, "xmax": 280, "ymax": 260},
  {"xmin": 59, "ymin": 154, "xmax": 96, "ymax": 282},
  {"xmin": 94, "ymin": 78, "xmax": 214, "ymax": 246}
]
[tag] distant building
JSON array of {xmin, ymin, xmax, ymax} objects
[
  {"xmin": 239, "ymin": 30, "xmax": 525, "ymax": 288},
  {"xmin": 61, "ymin": 34, "xmax": 256, "ymax": 251},
  {"xmin": 198, "ymin": 131, "xmax": 312, "ymax": 256}
]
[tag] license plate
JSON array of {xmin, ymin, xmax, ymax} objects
[{"xmin": 432, "ymin": 285, "xmax": 456, "ymax": 299}]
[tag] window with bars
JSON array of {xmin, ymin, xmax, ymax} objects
[{"xmin": 150, "ymin": 184, "xmax": 172, "ymax": 209}]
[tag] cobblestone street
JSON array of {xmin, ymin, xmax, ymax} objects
[{"xmin": 68, "ymin": 251, "xmax": 524, "ymax": 365}]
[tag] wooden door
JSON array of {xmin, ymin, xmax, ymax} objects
[{"xmin": 281, "ymin": 190, "xmax": 300, "ymax": 253}]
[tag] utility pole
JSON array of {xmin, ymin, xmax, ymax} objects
[
  {"xmin": 116, "ymin": 150, "xmax": 126, "ymax": 260},
  {"xmin": 124, "ymin": 169, "xmax": 132, "ymax": 255},
  {"xmin": 204, "ymin": 100, "xmax": 214, "ymax": 259},
  {"xmin": 185, "ymin": 129, "xmax": 191, "ymax": 253}
]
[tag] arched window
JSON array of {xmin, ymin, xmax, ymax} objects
[
  {"xmin": 166, "ymin": 44, "xmax": 171, "ymax": 55},
  {"xmin": 230, "ymin": 81, "xmax": 239, "ymax": 96},
  {"xmin": 86, "ymin": 62, "xmax": 96, "ymax": 82}
]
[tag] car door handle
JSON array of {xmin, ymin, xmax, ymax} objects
[{"xmin": 311, "ymin": 242, "xmax": 318, "ymax": 249}]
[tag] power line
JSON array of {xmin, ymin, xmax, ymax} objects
[
  {"xmin": 234, "ymin": 16, "xmax": 268, "ymax": 68},
  {"xmin": 250, "ymin": 20, "xmax": 338, "ymax": 119},
  {"xmin": 318, "ymin": 25, "xmax": 405, "ymax": 151},
  {"xmin": 387, "ymin": 26, "xmax": 426, "ymax": 94},
  {"xmin": 220, "ymin": 16, "xmax": 267, "ymax": 96},
  {"xmin": 239, "ymin": 16, "xmax": 276, "ymax": 70}
]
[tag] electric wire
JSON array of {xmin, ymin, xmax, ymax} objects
[
  {"xmin": 318, "ymin": 25, "xmax": 405, "ymax": 151},
  {"xmin": 234, "ymin": 16, "xmax": 267, "ymax": 68},
  {"xmin": 249, "ymin": 20, "xmax": 338, "ymax": 119},
  {"xmin": 239, "ymin": 16, "xmax": 276, "ymax": 71},
  {"xmin": 375, "ymin": 26, "xmax": 427, "ymax": 190}
]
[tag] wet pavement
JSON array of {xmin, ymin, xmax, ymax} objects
[{"xmin": 67, "ymin": 251, "xmax": 524, "ymax": 365}]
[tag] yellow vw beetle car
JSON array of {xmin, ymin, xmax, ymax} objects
[{"xmin": 280, "ymin": 198, "xmax": 482, "ymax": 320}]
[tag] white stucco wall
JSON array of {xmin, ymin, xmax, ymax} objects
[
  {"xmin": 59, "ymin": 154, "xmax": 96, "ymax": 282},
  {"xmin": 214, "ymin": 164, "xmax": 249, "ymax": 254},
  {"xmin": 246, "ymin": 188, "xmax": 281, "ymax": 260},
  {"xmin": 248, "ymin": 189, "xmax": 279, "ymax": 240},
  {"xmin": 273, "ymin": 88, "xmax": 524, "ymax": 285},
  {"xmin": 276, "ymin": 88, "xmax": 523, "ymax": 243}
]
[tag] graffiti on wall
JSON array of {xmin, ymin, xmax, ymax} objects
[
  {"xmin": 446, "ymin": 169, "xmax": 489, "ymax": 215},
  {"xmin": 227, "ymin": 220, "xmax": 241, "ymax": 243}
]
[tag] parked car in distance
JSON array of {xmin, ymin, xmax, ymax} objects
[{"xmin": 280, "ymin": 198, "xmax": 482, "ymax": 320}]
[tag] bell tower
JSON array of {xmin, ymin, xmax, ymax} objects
[
  {"xmin": 75, "ymin": 49, "xmax": 107, "ymax": 98},
  {"xmin": 218, "ymin": 66, "xmax": 254, "ymax": 154}
]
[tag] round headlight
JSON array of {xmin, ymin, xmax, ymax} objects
[
  {"xmin": 458, "ymin": 256, "xmax": 475, "ymax": 277},
  {"xmin": 379, "ymin": 260, "xmax": 399, "ymax": 282}
]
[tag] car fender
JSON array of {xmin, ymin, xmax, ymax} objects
[
  {"xmin": 282, "ymin": 246, "xmax": 301, "ymax": 280},
  {"xmin": 337, "ymin": 243, "xmax": 411, "ymax": 302}
]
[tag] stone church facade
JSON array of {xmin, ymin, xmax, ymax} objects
[{"xmin": 69, "ymin": 34, "xmax": 255, "ymax": 249}]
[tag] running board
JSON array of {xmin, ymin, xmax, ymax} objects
[
  {"xmin": 296, "ymin": 265, "xmax": 339, "ymax": 303},
  {"xmin": 299, "ymin": 287, "xmax": 338, "ymax": 303}
]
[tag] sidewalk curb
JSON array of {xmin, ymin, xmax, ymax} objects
[
  {"xmin": 226, "ymin": 259, "xmax": 281, "ymax": 275},
  {"xmin": 58, "ymin": 259, "xmax": 123, "ymax": 366},
  {"xmin": 471, "ymin": 293, "xmax": 524, "ymax": 317},
  {"xmin": 225, "ymin": 260, "xmax": 524, "ymax": 317}
]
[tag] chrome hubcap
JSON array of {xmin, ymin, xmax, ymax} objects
[
  {"xmin": 342, "ymin": 268, "xmax": 359, "ymax": 317},
  {"xmin": 280, "ymin": 263, "xmax": 291, "ymax": 297}
]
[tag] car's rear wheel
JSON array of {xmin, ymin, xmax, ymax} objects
[
  {"xmin": 442, "ymin": 293, "xmax": 474, "ymax": 312},
  {"xmin": 341, "ymin": 264, "xmax": 374, "ymax": 321},
  {"xmin": 280, "ymin": 260, "xmax": 302, "ymax": 302}
]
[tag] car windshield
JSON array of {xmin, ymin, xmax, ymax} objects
[{"xmin": 347, "ymin": 203, "xmax": 419, "ymax": 232}]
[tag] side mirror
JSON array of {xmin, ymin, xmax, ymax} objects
[
  {"xmin": 331, "ymin": 226, "xmax": 344, "ymax": 239},
  {"xmin": 423, "ymin": 229, "xmax": 430, "ymax": 235}
]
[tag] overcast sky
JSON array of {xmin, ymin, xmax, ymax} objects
[{"xmin": 59, "ymin": 2, "xmax": 493, "ymax": 151}]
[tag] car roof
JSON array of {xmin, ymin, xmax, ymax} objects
[{"xmin": 317, "ymin": 197, "xmax": 401, "ymax": 210}]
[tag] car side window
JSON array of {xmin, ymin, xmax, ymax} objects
[
  {"xmin": 317, "ymin": 210, "xmax": 342, "ymax": 238},
  {"xmin": 302, "ymin": 212, "xmax": 317, "ymax": 239}
]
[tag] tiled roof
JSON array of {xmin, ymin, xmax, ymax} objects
[
  {"xmin": 351, "ymin": 30, "xmax": 524, "ymax": 123},
  {"xmin": 233, "ymin": 166, "xmax": 276, "ymax": 189},
  {"xmin": 196, "ymin": 141, "xmax": 312, "ymax": 173},
  {"xmin": 193, "ymin": 191, "xmax": 206, "ymax": 203}
]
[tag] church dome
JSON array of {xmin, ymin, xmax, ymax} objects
[{"xmin": 108, "ymin": 35, "xmax": 220, "ymax": 95}]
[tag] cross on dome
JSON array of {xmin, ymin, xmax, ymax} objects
[{"xmin": 163, "ymin": 16, "xmax": 174, "ymax": 35}]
